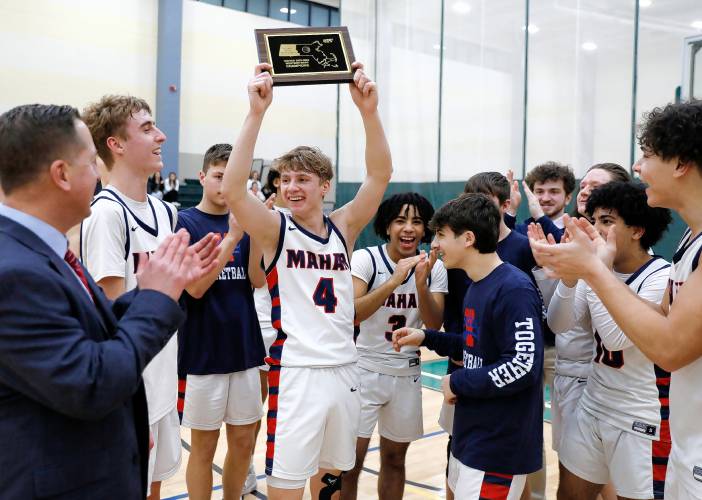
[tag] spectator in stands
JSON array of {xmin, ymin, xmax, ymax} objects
[
  {"xmin": 249, "ymin": 180, "xmax": 265, "ymax": 201},
  {"xmin": 164, "ymin": 171, "xmax": 179, "ymax": 203},
  {"xmin": 246, "ymin": 170, "xmax": 260, "ymax": 191},
  {"xmin": 149, "ymin": 171, "xmax": 164, "ymax": 199}
]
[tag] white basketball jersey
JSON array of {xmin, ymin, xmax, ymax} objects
[
  {"xmin": 265, "ymin": 212, "xmax": 356, "ymax": 367},
  {"xmin": 668, "ymin": 229, "xmax": 702, "ymax": 492},
  {"xmin": 81, "ymin": 187, "xmax": 178, "ymax": 424},
  {"xmin": 255, "ymin": 207, "xmax": 291, "ymax": 333},
  {"xmin": 554, "ymin": 281, "xmax": 594, "ymax": 379},
  {"xmin": 579, "ymin": 257, "xmax": 670, "ymax": 441},
  {"xmin": 351, "ymin": 244, "xmax": 448, "ymax": 376}
]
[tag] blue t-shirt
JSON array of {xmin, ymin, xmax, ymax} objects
[
  {"xmin": 425, "ymin": 263, "xmax": 544, "ymax": 474},
  {"xmin": 444, "ymin": 230, "xmax": 550, "ymax": 376},
  {"xmin": 504, "ymin": 212, "xmax": 565, "ymax": 242},
  {"xmin": 176, "ymin": 208, "xmax": 265, "ymax": 375}
]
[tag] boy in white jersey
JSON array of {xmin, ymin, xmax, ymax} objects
[
  {"xmin": 538, "ymin": 181, "xmax": 672, "ymax": 499},
  {"xmin": 341, "ymin": 193, "xmax": 448, "ymax": 500},
  {"xmin": 529, "ymin": 101, "xmax": 702, "ymax": 499},
  {"xmin": 80, "ymin": 96, "xmax": 181, "ymax": 500},
  {"xmin": 221, "ymin": 62, "xmax": 392, "ymax": 500}
]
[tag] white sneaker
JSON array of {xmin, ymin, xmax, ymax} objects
[{"xmin": 242, "ymin": 463, "xmax": 257, "ymax": 495}]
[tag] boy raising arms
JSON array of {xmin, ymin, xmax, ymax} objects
[
  {"xmin": 221, "ymin": 62, "xmax": 392, "ymax": 500},
  {"xmin": 177, "ymin": 143, "xmax": 267, "ymax": 499},
  {"xmin": 393, "ymin": 193, "xmax": 544, "ymax": 499}
]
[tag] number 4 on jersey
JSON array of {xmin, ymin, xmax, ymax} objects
[{"xmin": 313, "ymin": 277, "xmax": 337, "ymax": 313}]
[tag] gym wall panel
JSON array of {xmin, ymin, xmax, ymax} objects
[
  {"xmin": 178, "ymin": 0, "xmax": 337, "ymax": 180},
  {"xmin": 0, "ymin": 0, "xmax": 157, "ymax": 113}
]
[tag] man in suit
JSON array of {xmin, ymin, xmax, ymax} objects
[{"xmin": 0, "ymin": 103, "xmax": 219, "ymax": 499}]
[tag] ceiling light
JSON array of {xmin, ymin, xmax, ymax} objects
[
  {"xmin": 451, "ymin": 1, "xmax": 472, "ymax": 15},
  {"xmin": 639, "ymin": 0, "xmax": 652, "ymax": 7},
  {"xmin": 522, "ymin": 24, "xmax": 540, "ymax": 34},
  {"xmin": 280, "ymin": 7, "xmax": 297, "ymax": 14},
  {"xmin": 582, "ymin": 41, "xmax": 598, "ymax": 51},
  {"xmin": 692, "ymin": 21, "xmax": 702, "ymax": 30}
]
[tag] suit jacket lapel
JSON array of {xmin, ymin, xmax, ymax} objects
[{"xmin": 0, "ymin": 215, "xmax": 111, "ymax": 337}]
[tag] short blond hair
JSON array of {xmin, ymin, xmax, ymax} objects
[
  {"xmin": 273, "ymin": 146, "xmax": 334, "ymax": 182},
  {"xmin": 82, "ymin": 95, "xmax": 151, "ymax": 170}
]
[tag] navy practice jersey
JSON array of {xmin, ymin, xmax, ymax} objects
[
  {"xmin": 444, "ymin": 230, "xmax": 550, "ymax": 376},
  {"xmin": 177, "ymin": 208, "xmax": 265, "ymax": 375},
  {"xmin": 425, "ymin": 263, "xmax": 544, "ymax": 474}
]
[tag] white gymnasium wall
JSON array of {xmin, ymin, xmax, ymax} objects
[
  {"xmin": 179, "ymin": 0, "xmax": 338, "ymax": 180},
  {"xmin": 0, "ymin": 0, "xmax": 157, "ymax": 114},
  {"xmin": 339, "ymin": 0, "xmax": 702, "ymax": 183}
]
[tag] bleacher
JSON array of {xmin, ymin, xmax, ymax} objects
[{"xmin": 178, "ymin": 179, "xmax": 203, "ymax": 209}]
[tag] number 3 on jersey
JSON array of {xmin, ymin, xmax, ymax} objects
[
  {"xmin": 313, "ymin": 277, "xmax": 337, "ymax": 313},
  {"xmin": 385, "ymin": 315, "xmax": 407, "ymax": 341}
]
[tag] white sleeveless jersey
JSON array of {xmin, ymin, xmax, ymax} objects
[
  {"xmin": 668, "ymin": 229, "xmax": 702, "ymax": 493},
  {"xmin": 351, "ymin": 244, "xmax": 448, "ymax": 376},
  {"xmin": 553, "ymin": 281, "xmax": 594, "ymax": 379},
  {"xmin": 255, "ymin": 207, "xmax": 291, "ymax": 333},
  {"xmin": 579, "ymin": 257, "xmax": 671, "ymax": 441},
  {"xmin": 80, "ymin": 186, "xmax": 178, "ymax": 424},
  {"xmin": 265, "ymin": 212, "xmax": 356, "ymax": 367}
]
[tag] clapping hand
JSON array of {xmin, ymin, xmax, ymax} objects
[
  {"xmin": 528, "ymin": 214, "xmax": 616, "ymax": 282},
  {"xmin": 506, "ymin": 169, "xmax": 521, "ymax": 216},
  {"xmin": 136, "ymin": 230, "xmax": 221, "ymax": 301},
  {"xmin": 414, "ymin": 249, "xmax": 438, "ymax": 288}
]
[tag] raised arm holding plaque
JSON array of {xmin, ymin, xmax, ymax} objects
[{"xmin": 255, "ymin": 26, "xmax": 355, "ymax": 86}]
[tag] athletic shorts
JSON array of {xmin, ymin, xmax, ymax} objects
[
  {"xmin": 665, "ymin": 458, "xmax": 699, "ymax": 500},
  {"xmin": 265, "ymin": 364, "xmax": 360, "ymax": 481},
  {"xmin": 447, "ymin": 453, "xmax": 526, "ymax": 499},
  {"xmin": 551, "ymin": 374, "xmax": 587, "ymax": 452},
  {"xmin": 559, "ymin": 405, "xmax": 670, "ymax": 499},
  {"xmin": 148, "ymin": 407, "xmax": 182, "ymax": 484},
  {"xmin": 357, "ymin": 368, "xmax": 423, "ymax": 442},
  {"xmin": 259, "ymin": 326, "xmax": 278, "ymax": 372},
  {"xmin": 182, "ymin": 368, "xmax": 263, "ymax": 430}
]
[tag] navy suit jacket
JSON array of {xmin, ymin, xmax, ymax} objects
[{"xmin": 0, "ymin": 215, "xmax": 184, "ymax": 499}]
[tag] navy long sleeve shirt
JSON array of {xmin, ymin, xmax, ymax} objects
[{"xmin": 425, "ymin": 263, "xmax": 544, "ymax": 474}]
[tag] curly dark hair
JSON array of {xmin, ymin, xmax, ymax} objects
[
  {"xmin": 463, "ymin": 172, "xmax": 510, "ymax": 205},
  {"xmin": 585, "ymin": 181, "xmax": 671, "ymax": 250},
  {"xmin": 525, "ymin": 161, "xmax": 576, "ymax": 195},
  {"xmin": 373, "ymin": 192, "xmax": 435, "ymax": 243},
  {"xmin": 202, "ymin": 143, "xmax": 232, "ymax": 172},
  {"xmin": 638, "ymin": 101, "xmax": 702, "ymax": 170}
]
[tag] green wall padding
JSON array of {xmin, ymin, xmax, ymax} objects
[{"xmin": 336, "ymin": 181, "xmax": 687, "ymax": 261}]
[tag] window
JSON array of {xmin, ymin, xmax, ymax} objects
[{"xmin": 197, "ymin": 0, "xmax": 339, "ymax": 27}]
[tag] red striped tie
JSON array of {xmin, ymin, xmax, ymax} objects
[{"xmin": 64, "ymin": 249, "xmax": 95, "ymax": 301}]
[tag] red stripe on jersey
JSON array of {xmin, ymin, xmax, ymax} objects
[
  {"xmin": 658, "ymin": 420, "xmax": 671, "ymax": 443},
  {"xmin": 479, "ymin": 472, "xmax": 513, "ymax": 500},
  {"xmin": 268, "ymin": 368, "xmax": 280, "ymax": 388},
  {"xmin": 653, "ymin": 436, "xmax": 672, "ymax": 456},
  {"xmin": 652, "ymin": 463, "xmax": 667, "ymax": 482},
  {"xmin": 272, "ymin": 296, "xmax": 281, "ymax": 307},
  {"xmin": 656, "ymin": 377, "xmax": 670, "ymax": 385},
  {"xmin": 266, "ymin": 439, "xmax": 275, "ymax": 460}
]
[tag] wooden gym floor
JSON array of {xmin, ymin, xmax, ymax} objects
[{"xmin": 161, "ymin": 350, "xmax": 559, "ymax": 499}]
